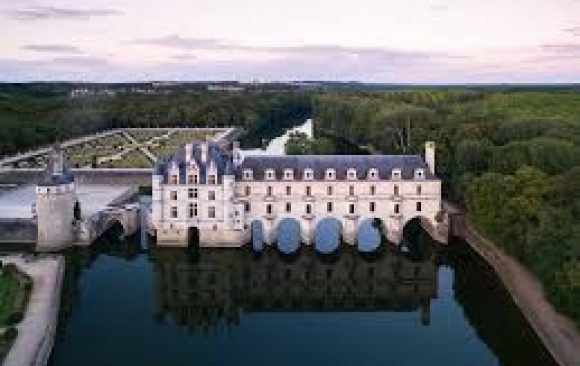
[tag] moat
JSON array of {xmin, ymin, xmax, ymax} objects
[{"xmin": 47, "ymin": 220, "xmax": 556, "ymax": 366}]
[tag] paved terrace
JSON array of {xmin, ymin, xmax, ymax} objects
[{"xmin": 0, "ymin": 184, "xmax": 136, "ymax": 220}]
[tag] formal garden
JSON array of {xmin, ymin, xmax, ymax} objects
[
  {"xmin": 1, "ymin": 128, "xmax": 221, "ymax": 169},
  {"xmin": 0, "ymin": 260, "xmax": 32, "ymax": 363}
]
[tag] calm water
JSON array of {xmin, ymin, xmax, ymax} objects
[{"xmin": 48, "ymin": 226, "xmax": 556, "ymax": 366}]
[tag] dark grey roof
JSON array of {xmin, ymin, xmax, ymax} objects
[
  {"xmin": 38, "ymin": 145, "xmax": 74, "ymax": 186},
  {"xmin": 236, "ymin": 154, "xmax": 435, "ymax": 181},
  {"xmin": 155, "ymin": 142, "xmax": 233, "ymax": 184}
]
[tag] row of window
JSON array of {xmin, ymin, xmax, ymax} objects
[
  {"xmin": 243, "ymin": 168, "xmax": 425, "ymax": 181},
  {"xmin": 244, "ymin": 184, "xmax": 422, "ymax": 197},
  {"xmin": 170, "ymin": 204, "xmax": 215, "ymax": 219},
  {"xmin": 169, "ymin": 174, "xmax": 217, "ymax": 185},
  {"xmin": 246, "ymin": 201, "xmax": 422, "ymax": 215}
]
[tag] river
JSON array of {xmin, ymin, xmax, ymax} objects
[{"xmin": 47, "ymin": 120, "xmax": 556, "ymax": 366}]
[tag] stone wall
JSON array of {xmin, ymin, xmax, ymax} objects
[
  {"xmin": 0, "ymin": 219, "xmax": 36, "ymax": 243},
  {"xmin": 0, "ymin": 168, "xmax": 152, "ymax": 186}
]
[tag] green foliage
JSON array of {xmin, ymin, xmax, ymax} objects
[
  {"xmin": 285, "ymin": 132, "xmax": 338, "ymax": 155},
  {"xmin": 312, "ymin": 88, "xmax": 580, "ymax": 324}
]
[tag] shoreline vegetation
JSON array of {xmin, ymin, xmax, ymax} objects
[{"xmin": 0, "ymin": 259, "xmax": 32, "ymax": 363}]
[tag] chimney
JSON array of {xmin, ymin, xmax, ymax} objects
[
  {"xmin": 425, "ymin": 141, "xmax": 435, "ymax": 175},
  {"xmin": 201, "ymin": 142, "xmax": 208, "ymax": 164},
  {"xmin": 232, "ymin": 141, "xmax": 243, "ymax": 166},
  {"xmin": 185, "ymin": 143, "xmax": 193, "ymax": 163}
]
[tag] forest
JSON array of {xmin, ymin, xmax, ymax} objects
[
  {"xmin": 0, "ymin": 83, "xmax": 311, "ymax": 156},
  {"xmin": 311, "ymin": 89, "xmax": 580, "ymax": 323},
  {"xmin": 0, "ymin": 84, "xmax": 578, "ymax": 324}
]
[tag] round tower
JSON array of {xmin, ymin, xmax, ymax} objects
[{"xmin": 36, "ymin": 145, "xmax": 77, "ymax": 250}]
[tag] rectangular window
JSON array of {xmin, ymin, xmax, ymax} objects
[
  {"xmin": 267, "ymin": 186, "xmax": 273, "ymax": 196},
  {"xmin": 208, "ymin": 206, "xmax": 216, "ymax": 218},
  {"xmin": 170, "ymin": 191, "xmax": 177, "ymax": 200},
  {"xmin": 245, "ymin": 186, "xmax": 251, "ymax": 196},
  {"xmin": 188, "ymin": 188, "xmax": 194, "ymax": 199},
  {"xmin": 188, "ymin": 203, "xmax": 195, "ymax": 218},
  {"xmin": 286, "ymin": 202, "xmax": 291, "ymax": 213},
  {"xmin": 327, "ymin": 186, "xmax": 333, "ymax": 196},
  {"xmin": 417, "ymin": 185, "xmax": 422, "ymax": 195},
  {"xmin": 193, "ymin": 188, "xmax": 198, "ymax": 198},
  {"xmin": 266, "ymin": 204, "xmax": 273, "ymax": 215},
  {"xmin": 188, "ymin": 174, "xmax": 198, "ymax": 184},
  {"xmin": 209, "ymin": 175, "xmax": 216, "ymax": 185},
  {"xmin": 286, "ymin": 186, "xmax": 291, "ymax": 196},
  {"xmin": 416, "ymin": 202, "xmax": 422, "ymax": 212},
  {"xmin": 349, "ymin": 186, "xmax": 355, "ymax": 196},
  {"xmin": 370, "ymin": 202, "xmax": 376, "ymax": 212},
  {"xmin": 394, "ymin": 204, "xmax": 400, "ymax": 214},
  {"xmin": 349, "ymin": 204, "xmax": 355, "ymax": 214},
  {"xmin": 327, "ymin": 202, "xmax": 333, "ymax": 213},
  {"xmin": 306, "ymin": 204, "xmax": 312, "ymax": 214},
  {"xmin": 208, "ymin": 191, "xmax": 215, "ymax": 200},
  {"xmin": 170, "ymin": 175, "xmax": 178, "ymax": 185},
  {"xmin": 394, "ymin": 185, "xmax": 399, "ymax": 196},
  {"xmin": 194, "ymin": 203, "xmax": 198, "ymax": 217},
  {"xmin": 170, "ymin": 206, "xmax": 178, "ymax": 218},
  {"xmin": 370, "ymin": 185, "xmax": 376, "ymax": 195},
  {"xmin": 306, "ymin": 186, "xmax": 311, "ymax": 196},
  {"xmin": 245, "ymin": 202, "xmax": 251, "ymax": 213}
]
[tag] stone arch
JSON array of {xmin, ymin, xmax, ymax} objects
[
  {"xmin": 275, "ymin": 217, "xmax": 301, "ymax": 255},
  {"xmin": 314, "ymin": 217, "xmax": 342, "ymax": 254},
  {"xmin": 356, "ymin": 217, "xmax": 384, "ymax": 253},
  {"xmin": 187, "ymin": 226, "xmax": 200, "ymax": 249},
  {"xmin": 401, "ymin": 216, "xmax": 436, "ymax": 256},
  {"xmin": 102, "ymin": 217, "xmax": 125, "ymax": 243},
  {"xmin": 250, "ymin": 220, "xmax": 266, "ymax": 252}
]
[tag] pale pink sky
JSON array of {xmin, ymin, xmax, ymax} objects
[{"xmin": 1, "ymin": 0, "xmax": 579, "ymax": 82}]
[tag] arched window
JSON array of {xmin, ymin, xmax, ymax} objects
[
  {"xmin": 284, "ymin": 169, "xmax": 294, "ymax": 180},
  {"xmin": 303, "ymin": 168, "xmax": 314, "ymax": 180},
  {"xmin": 414, "ymin": 168, "xmax": 425, "ymax": 180},
  {"xmin": 347, "ymin": 168, "xmax": 357, "ymax": 180},
  {"xmin": 368, "ymin": 168, "xmax": 379, "ymax": 180},
  {"xmin": 391, "ymin": 168, "xmax": 401, "ymax": 180},
  {"xmin": 325, "ymin": 168, "xmax": 336, "ymax": 180},
  {"xmin": 265, "ymin": 169, "xmax": 275, "ymax": 180}
]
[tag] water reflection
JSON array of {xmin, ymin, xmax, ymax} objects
[{"xmin": 151, "ymin": 246, "xmax": 436, "ymax": 331}]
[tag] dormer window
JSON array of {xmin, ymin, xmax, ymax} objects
[
  {"xmin": 414, "ymin": 168, "xmax": 425, "ymax": 180},
  {"xmin": 303, "ymin": 168, "xmax": 314, "ymax": 180},
  {"xmin": 368, "ymin": 168, "xmax": 379, "ymax": 180},
  {"xmin": 265, "ymin": 169, "xmax": 275, "ymax": 180},
  {"xmin": 347, "ymin": 168, "xmax": 357, "ymax": 180},
  {"xmin": 283, "ymin": 169, "xmax": 294, "ymax": 180},
  {"xmin": 243, "ymin": 169, "xmax": 253, "ymax": 181},
  {"xmin": 391, "ymin": 168, "xmax": 402, "ymax": 180},
  {"xmin": 325, "ymin": 168, "xmax": 336, "ymax": 180},
  {"xmin": 170, "ymin": 174, "xmax": 178, "ymax": 185}
]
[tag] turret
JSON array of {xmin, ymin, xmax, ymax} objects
[
  {"xmin": 36, "ymin": 145, "xmax": 77, "ymax": 250},
  {"xmin": 232, "ymin": 141, "xmax": 243, "ymax": 166},
  {"xmin": 425, "ymin": 141, "xmax": 435, "ymax": 175}
]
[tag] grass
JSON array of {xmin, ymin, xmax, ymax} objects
[
  {"xmin": 0, "ymin": 261, "xmax": 31, "ymax": 362},
  {"xmin": 0, "ymin": 263, "xmax": 31, "ymax": 327},
  {"xmin": 101, "ymin": 149, "xmax": 153, "ymax": 168}
]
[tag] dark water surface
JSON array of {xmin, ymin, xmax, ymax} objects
[{"xmin": 47, "ymin": 226, "xmax": 556, "ymax": 366}]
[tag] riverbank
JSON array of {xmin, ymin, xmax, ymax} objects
[
  {"xmin": 447, "ymin": 203, "xmax": 580, "ymax": 366},
  {"xmin": 2, "ymin": 255, "xmax": 64, "ymax": 366}
]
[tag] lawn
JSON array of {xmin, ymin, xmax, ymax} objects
[{"xmin": 0, "ymin": 262, "xmax": 31, "ymax": 363}]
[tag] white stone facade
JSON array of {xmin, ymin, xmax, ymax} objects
[{"xmin": 152, "ymin": 141, "xmax": 442, "ymax": 249}]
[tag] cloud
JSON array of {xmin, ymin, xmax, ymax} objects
[
  {"xmin": 8, "ymin": 6, "xmax": 122, "ymax": 20},
  {"xmin": 131, "ymin": 35, "xmax": 463, "ymax": 67},
  {"xmin": 564, "ymin": 27, "xmax": 580, "ymax": 36},
  {"xmin": 20, "ymin": 44, "xmax": 83, "ymax": 54},
  {"xmin": 429, "ymin": 4, "xmax": 449, "ymax": 11}
]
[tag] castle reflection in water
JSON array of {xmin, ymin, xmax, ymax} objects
[{"xmin": 150, "ymin": 247, "xmax": 437, "ymax": 331}]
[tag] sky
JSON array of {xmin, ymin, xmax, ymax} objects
[{"xmin": 0, "ymin": 0, "xmax": 579, "ymax": 83}]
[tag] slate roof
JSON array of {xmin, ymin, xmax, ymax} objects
[
  {"xmin": 236, "ymin": 154, "xmax": 435, "ymax": 181},
  {"xmin": 38, "ymin": 145, "xmax": 74, "ymax": 186},
  {"xmin": 155, "ymin": 142, "xmax": 233, "ymax": 184}
]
